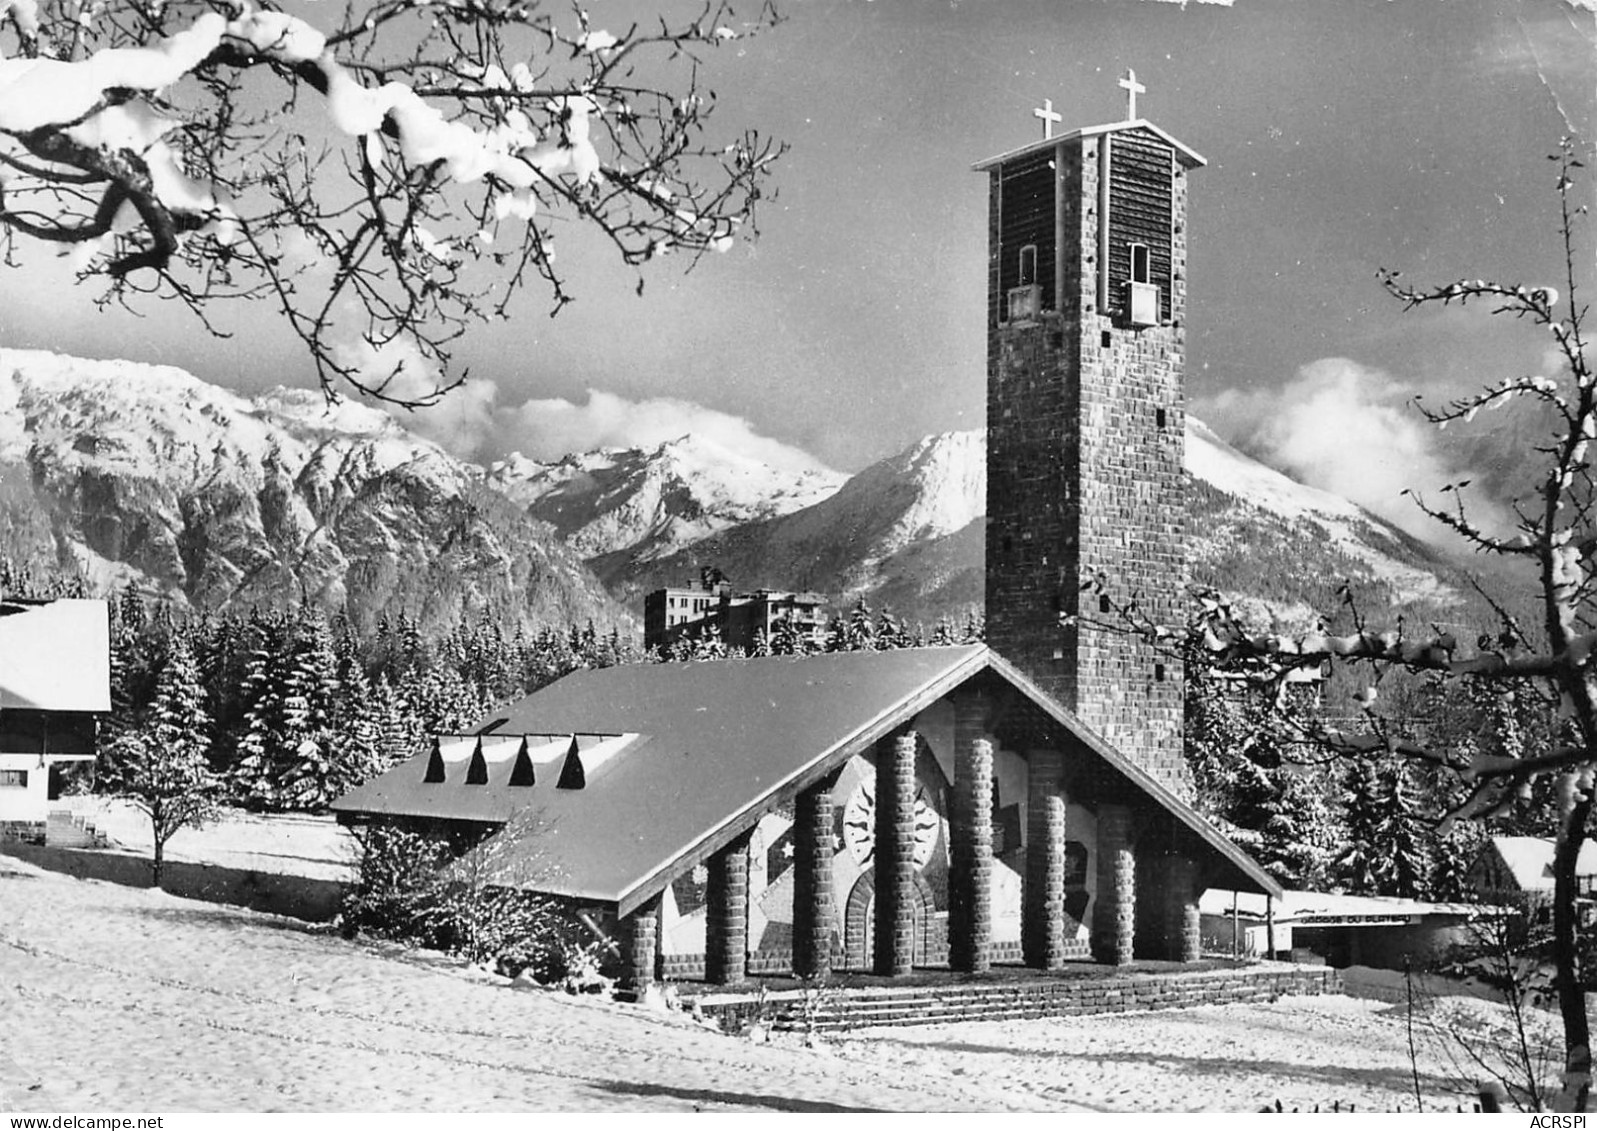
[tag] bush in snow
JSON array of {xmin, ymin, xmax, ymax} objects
[{"xmin": 341, "ymin": 811, "xmax": 580, "ymax": 974}]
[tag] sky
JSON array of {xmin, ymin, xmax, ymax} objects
[{"xmin": 1, "ymin": 0, "xmax": 1594, "ymax": 542}]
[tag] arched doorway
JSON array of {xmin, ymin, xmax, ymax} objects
[{"xmin": 842, "ymin": 867, "xmax": 942, "ymax": 970}]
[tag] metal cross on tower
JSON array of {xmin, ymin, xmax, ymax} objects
[
  {"xmin": 1119, "ymin": 69, "xmax": 1146, "ymax": 120},
  {"xmin": 1033, "ymin": 98, "xmax": 1062, "ymax": 140}
]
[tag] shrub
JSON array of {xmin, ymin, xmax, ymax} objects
[{"xmin": 341, "ymin": 819, "xmax": 580, "ymax": 975}]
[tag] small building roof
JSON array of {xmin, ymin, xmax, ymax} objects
[
  {"xmin": 336, "ymin": 646, "xmax": 1281, "ymax": 915},
  {"xmin": 0, "ymin": 599, "xmax": 111, "ymax": 712},
  {"xmin": 972, "ymin": 119, "xmax": 1207, "ymax": 173},
  {"xmin": 1201, "ymin": 889, "xmax": 1506, "ymax": 928},
  {"xmin": 1483, "ymin": 835, "xmax": 1597, "ymax": 893}
]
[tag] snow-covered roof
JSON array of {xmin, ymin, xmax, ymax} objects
[
  {"xmin": 1201, "ymin": 888, "xmax": 1506, "ymax": 927},
  {"xmin": 972, "ymin": 119, "xmax": 1206, "ymax": 172},
  {"xmin": 0, "ymin": 599, "xmax": 111, "ymax": 712},
  {"xmin": 338, "ymin": 646, "xmax": 1284, "ymax": 914},
  {"xmin": 1486, "ymin": 836, "xmax": 1597, "ymax": 892}
]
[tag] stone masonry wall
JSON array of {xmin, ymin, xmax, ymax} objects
[{"xmin": 986, "ymin": 130, "xmax": 1191, "ymax": 798}]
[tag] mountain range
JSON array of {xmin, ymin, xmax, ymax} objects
[
  {"xmin": 0, "ymin": 350, "xmax": 621, "ymax": 637},
  {"xmin": 0, "ymin": 349, "xmax": 1479, "ymax": 637}
]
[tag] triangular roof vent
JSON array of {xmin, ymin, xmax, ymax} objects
[
  {"xmin": 556, "ymin": 734, "xmax": 585, "ymax": 790},
  {"xmin": 508, "ymin": 737, "xmax": 536, "ymax": 787},
  {"xmin": 423, "ymin": 738, "xmax": 446, "ymax": 783},
  {"xmin": 465, "ymin": 738, "xmax": 488, "ymax": 785}
]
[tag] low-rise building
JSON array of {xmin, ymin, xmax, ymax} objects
[{"xmin": 0, "ymin": 598, "xmax": 111, "ymax": 839}]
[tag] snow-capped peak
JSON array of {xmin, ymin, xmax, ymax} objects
[{"xmin": 488, "ymin": 431, "xmax": 846, "ymax": 562}]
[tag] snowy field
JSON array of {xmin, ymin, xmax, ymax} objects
[
  {"xmin": 0, "ymin": 841, "xmax": 1555, "ymax": 1113},
  {"xmin": 56, "ymin": 796, "xmax": 358, "ymax": 882}
]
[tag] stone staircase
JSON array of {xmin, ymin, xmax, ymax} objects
[
  {"xmin": 45, "ymin": 809, "xmax": 111, "ymax": 849},
  {"xmin": 691, "ymin": 963, "xmax": 1343, "ymax": 1033}
]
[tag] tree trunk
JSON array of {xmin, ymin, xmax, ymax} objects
[
  {"xmin": 1554, "ymin": 792, "xmax": 1593, "ymax": 1112},
  {"xmin": 151, "ymin": 837, "xmax": 164, "ymax": 889}
]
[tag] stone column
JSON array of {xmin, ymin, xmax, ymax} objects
[
  {"xmin": 1022, "ymin": 748, "xmax": 1067, "ymax": 969},
  {"xmin": 1092, "ymin": 802, "xmax": 1136, "ymax": 965},
  {"xmin": 792, "ymin": 776, "xmax": 837, "ymax": 979},
  {"xmin": 1163, "ymin": 853, "xmax": 1202, "ymax": 963},
  {"xmin": 705, "ymin": 831, "xmax": 752, "ymax": 984},
  {"xmin": 949, "ymin": 735, "xmax": 995, "ymax": 974},
  {"xmin": 873, "ymin": 731, "xmax": 918, "ymax": 977},
  {"xmin": 620, "ymin": 894, "xmax": 661, "ymax": 992}
]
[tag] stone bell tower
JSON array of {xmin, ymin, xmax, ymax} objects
[{"xmin": 976, "ymin": 73, "xmax": 1201, "ymax": 796}]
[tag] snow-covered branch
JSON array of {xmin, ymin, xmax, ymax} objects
[{"xmin": 0, "ymin": 0, "xmax": 785, "ymax": 404}]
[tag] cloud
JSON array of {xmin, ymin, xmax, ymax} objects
[
  {"xmin": 334, "ymin": 336, "xmax": 501, "ymax": 457},
  {"xmin": 1195, "ymin": 358, "xmax": 1510, "ymax": 543},
  {"xmin": 503, "ymin": 389, "xmax": 838, "ymax": 474},
  {"xmin": 333, "ymin": 337, "xmax": 837, "ymax": 473}
]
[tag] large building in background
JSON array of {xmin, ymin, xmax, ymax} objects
[{"xmin": 643, "ymin": 575, "xmax": 825, "ymax": 654}]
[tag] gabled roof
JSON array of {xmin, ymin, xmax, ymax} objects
[
  {"xmin": 0, "ymin": 599, "xmax": 111, "ymax": 712},
  {"xmin": 334, "ymin": 645, "xmax": 1281, "ymax": 914},
  {"xmin": 972, "ymin": 119, "xmax": 1206, "ymax": 173},
  {"xmin": 1484, "ymin": 836, "xmax": 1597, "ymax": 892}
]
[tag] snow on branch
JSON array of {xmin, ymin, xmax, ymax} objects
[{"xmin": 0, "ymin": 0, "xmax": 786, "ymax": 404}]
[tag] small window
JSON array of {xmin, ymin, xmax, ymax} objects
[
  {"xmin": 1018, "ymin": 244, "xmax": 1038, "ymax": 287},
  {"xmin": 1099, "ymin": 594, "xmax": 1111, "ymax": 615},
  {"xmin": 1101, "ymin": 330, "xmax": 1112, "ymax": 349},
  {"xmin": 1155, "ymin": 663, "xmax": 1167, "ymax": 682},
  {"xmin": 0, "ymin": 770, "xmax": 26, "ymax": 788},
  {"xmin": 1156, "ymin": 407, "xmax": 1167, "ymax": 429},
  {"xmin": 1130, "ymin": 243, "xmax": 1151, "ymax": 285}
]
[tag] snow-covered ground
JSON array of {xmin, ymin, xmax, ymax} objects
[
  {"xmin": 0, "ymin": 841, "xmax": 1555, "ymax": 1112},
  {"xmin": 59, "ymin": 796, "xmax": 357, "ymax": 883}
]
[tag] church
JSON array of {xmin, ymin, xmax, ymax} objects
[{"xmin": 332, "ymin": 77, "xmax": 1282, "ymax": 988}]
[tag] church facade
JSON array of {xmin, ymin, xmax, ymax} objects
[
  {"xmin": 333, "ymin": 646, "xmax": 1279, "ymax": 983},
  {"xmin": 333, "ymin": 81, "xmax": 1279, "ymax": 986}
]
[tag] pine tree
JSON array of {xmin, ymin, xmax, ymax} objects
[
  {"xmin": 113, "ymin": 634, "xmax": 220, "ymax": 886},
  {"xmin": 771, "ymin": 616, "xmax": 801, "ymax": 656},
  {"xmin": 688, "ymin": 622, "xmax": 728, "ymax": 661},
  {"xmin": 845, "ymin": 597, "xmax": 877, "ymax": 651},
  {"xmin": 1336, "ymin": 756, "xmax": 1435, "ymax": 898},
  {"xmin": 1338, "ymin": 758, "xmax": 1387, "ymax": 894},
  {"xmin": 1184, "ymin": 649, "xmax": 1342, "ymax": 890},
  {"xmin": 876, "ymin": 607, "xmax": 911, "ymax": 650},
  {"xmin": 370, "ymin": 672, "xmax": 423, "ymax": 773}
]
